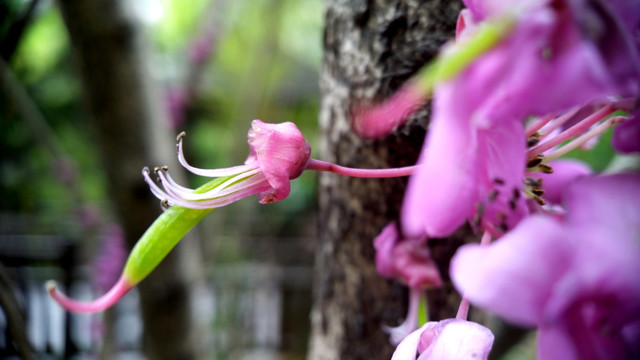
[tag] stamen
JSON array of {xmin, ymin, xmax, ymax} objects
[
  {"xmin": 176, "ymin": 136, "xmax": 255, "ymax": 177},
  {"xmin": 526, "ymin": 155, "xmax": 544, "ymax": 168},
  {"xmin": 525, "ymin": 113, "xmax": 556, "ymax": 137},
  {"xmin": 527, "ymin": 134, "xmax": 541, "ymax": 147},
  {"xmin": 536, "ymin": 106, "xmax": 580, "ymax": 138},
  {"xmin": 527, "ymin": 105, "xmax": 614, "ymax": 158},
  {"xmin": 545, "ymin": 116, "xmax": 628, "ymax": 161}
]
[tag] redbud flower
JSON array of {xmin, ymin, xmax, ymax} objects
[
  {"xmin": 391, "ymin": 319, "xmax": 494, "ymax": 360},
  {"xmin": 47, "ymin": 120, "xmax": 419, "ymax": 313},
  {"xmin": 451, "ymin": 174, "xmax": 640, "ymax": 360},
  {"xmin": 373, "ymin": 223, "xmax": 442, "ymax": 344},
  {"xmin": 48, "ymin": 120, "xmax": 312, "ymax": 313},
  {"xmin": 144, "ymin": 119, "xmax": 311, "ymax": 209}
]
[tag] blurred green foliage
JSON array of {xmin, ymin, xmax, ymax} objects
[{"xmin": 2, "ymin": 0, "xmax": 323, "ymax": 239}]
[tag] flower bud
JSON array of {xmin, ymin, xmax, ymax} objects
[{"xmin": 246, "ymin": 120, "xmax": 311, "ymax": 203}]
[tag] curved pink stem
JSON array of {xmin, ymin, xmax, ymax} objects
[
  {"xmin": 306, "ymin": 159, "xmax": 418, "ymax": 178},
  {"xmin": 46, "ymin": 275, "xmax": 133, "ymax": 313}
]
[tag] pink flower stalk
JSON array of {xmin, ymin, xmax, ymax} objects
[
  {"xmin": 47, "ymin": 276, "xmax": 134, "ymax": 314},
  {"xmin": 373, "ymin": 223, "xmax": 442, "ymax": 344},
  {"xmin": 451, "ymin": 174, "xmax": 640, "ymax": 360},
  {"xmin": 391, "ymin": 319, "xmax": 494, "ymax": 360},
  {"xmin": 144, "ymin": 120, "xmax": 311, "ymax": 208}
]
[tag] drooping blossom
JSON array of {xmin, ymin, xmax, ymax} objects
[
  {"xmin": 145, "ymin": 119, "xmax": 311, "ymax": 209},
  {"xmin": 451, "ymin": 174, "xmax": 640, "ymax": 359},
  {"xmin": 48, "ymin": 120, "xmax": 425, "ymax": 313},
  {"xmin": 373, "ymin": 223, "xmax": 442, "ymax": 344},
  {"xmin": 391, "ymin": 319, "xmax": 494, "ymax": 360}
]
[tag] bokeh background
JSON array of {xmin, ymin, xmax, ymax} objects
[
  {"xmin": 2, "ymin": 0, "xmax": 322, "ymax": 358},
  {"xmin": 1, "ymin": 0, "xmax": 625, "ymax": 359}
]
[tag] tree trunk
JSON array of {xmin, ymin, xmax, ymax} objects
[
  {"xmin": 309, "ymin": 1, "xmax": 462, "ymax": 359},
  {"xmin": 56, "ymin": 1, "xmax": 206, "ymax": 359}
]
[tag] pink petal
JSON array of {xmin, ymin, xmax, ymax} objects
[
  {"xmin": 246, "ymin": 120, "xmax": 311, "ymax": 203},
  {"xmin": 402, "ymin": 83, "xmax": 479, "ymax": 238},
  {"xmin": 392, "ymin": 323, "xmax": 430, "ymax": 360},
  {"xmin": 534, "ymin": 159, "xmax": 592, "ymax": 205},
  {"xmin": 451, "ymin": 215, "xmax": 572, "ymax": 326},
  {"xmin": 374, "ymin": 223, "xmax": 399, "ymax": 278},
  {"xmin": 563, "ymin": 174, "xmax": 640, "ymax": 239},
  {"xmin": 417, "ymin": 319, "xmax": 494, "ymax": 360},
  {"xmin": 352, "ymin": 84, "xmax": 426, "ymax": 139}
]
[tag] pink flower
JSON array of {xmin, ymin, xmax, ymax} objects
[
  {"xmin": 245, "ymin": 120, "xmax": 312, "ymax": 203},
  {"xmin": 373, "ymin": 223, "xmax": 442, "ymax": 344},
  {"xmin": 374, "ymin": 223, "xmax": 442, "ymax": 289},
  {"xmin": 401, "ymin": 0, "xmax": 638, "ymax": 238},
  {"xmin": 391, "ymin": 319, "xmax": 494, "ymax": 360},
  {"xmin": 144, "ymin": 120, "xmax": 311, "ymax": 209},
  {"xmin": 451, "ymin": 174, "xmax": 640, "ymax": 360}
]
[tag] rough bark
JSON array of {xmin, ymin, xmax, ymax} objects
[
  {"xmin": 56, "ymin": 1, "xmax": 206, "ymax": 359},
  {"xmin": 309, "ymin": 1, "xmax": 462, "ymax": 359}
]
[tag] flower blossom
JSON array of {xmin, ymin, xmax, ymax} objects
[
  {"xmin": 47, "ymin": 119, "xmax": 424, "ymax": 313},
  {"xmin": 451, "ymin": 174, "xmax": 640, "ymax": 360},
  {"xmin": 391, "ymin": 319, "xmax": 494, "ymax": 360},
  {"xmin": 144, "ymin": 119, "xmax": 311, "ymax": 209},
  {"xmin": 373, "ymin": 223, "xmax": 442, "ymax": 344},
  {"xmin": 402, "ymin": 0, "xmax": 640, "ymax": 238}
]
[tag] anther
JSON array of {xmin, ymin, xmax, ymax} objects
[
  {"xmin": 534, "ymin": 196, "xmax": 546, "ymax": 206},
  {"xmin": 177, "ymin": 131, "xmax": 186, "ymax": 142},
  {"xmin": 527, "ymin": 155, "xmax": 544, "ymax": 168},
  {"xmin": 160, "ymin": 199, "xmax": 170, "ymax": 210},
  {"xmin": 532, "ymin": 188, "xmax": 545, "ymax": 196},
  {"xmin": 538, "ymin": 164, "xmax": 553, "ymax": 174},
  {"xmin": 161, "ymin": 166, "xmax": 168, "ymax": 171},
  {"xmin": 527, "ymin": 137, "xmax": 540, "ymax": 147},
  {"xmin": 525, "ymin": 177, "xmax": 541, "ymax": 188},
  {"xmin": 154, "ymin": 166, "xmax": 161, "ymax": 173},
  {"xmin": 493, "ymin": 178, "xmax": 505, "ymax": 186}
]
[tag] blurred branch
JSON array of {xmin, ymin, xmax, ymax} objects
[
  {"xmin": 0, "ymin": 263, "xmax": 36, "ymax": 360},
  {"xmin": 0, "ymin": 57, "xmax": 65, "ymax": 157},
  {"xmin": 0, "ymin": 57, "xmax": 82, "ymax": 204},
  {"xmin": 1, "ymin": 0, "xmax": 41, "ymax": 61}
]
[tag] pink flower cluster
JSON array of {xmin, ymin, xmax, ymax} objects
[{"xmin": 356, "ymin": 0, "xmax": 640, "ymax": 358}]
